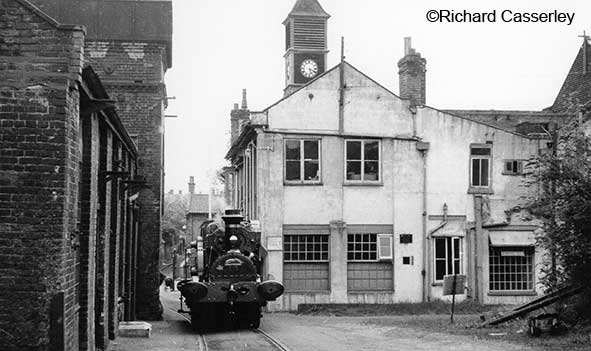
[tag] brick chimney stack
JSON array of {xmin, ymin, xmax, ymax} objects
[
  {"xmin": 398, "ymin": 37, "xmax": 426, "ymax": 107},
  {"xmin": 230, "ymin": 89, "xmax": 250, "ymax": 146},
  {"xmin": 188, "ymin": 176, "xmax": 195, "ymax": 194}
]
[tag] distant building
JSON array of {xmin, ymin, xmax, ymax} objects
[
  {"xmin": 222, "ymin": 0, "xmax": 586, "ymax": 311},
  {"xmin": 186, "ymin": 177, "xmax": 226, "ymax": 243}
]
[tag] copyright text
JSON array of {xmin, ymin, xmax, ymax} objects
[{"xmin": 426, "ymin": 10, "xmax": 575, "ymax": 25}]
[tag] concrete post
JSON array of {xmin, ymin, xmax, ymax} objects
[{"xmin": 329, "ymin": 220, "xmax": 347, "ymax": 302}]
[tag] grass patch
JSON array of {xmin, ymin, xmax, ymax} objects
[
  {"xmin": 362, "ymin": 313, "xmax": 591, "ymax": 350},
  {"xmin": 297, "ymin": 300, "xmax": 505, "ymax": 316}
]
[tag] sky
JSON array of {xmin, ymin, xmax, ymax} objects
[{"xmin": 163, "ymin": 0, "xmax": 591, "ymax": 194}]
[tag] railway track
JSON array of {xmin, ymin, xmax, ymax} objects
[{"xmin": 168, "ymin": 307, "xmax": 291, "ymax": 351}]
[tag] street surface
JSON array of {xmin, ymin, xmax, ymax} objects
[{"xmin": 109, "ymin": 288, "xmax": 548, "ymax": 351}]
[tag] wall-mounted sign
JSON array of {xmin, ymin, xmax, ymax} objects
[{"xmin": 266, "ymin": 236, "xmax": 283, "ymax": 251}]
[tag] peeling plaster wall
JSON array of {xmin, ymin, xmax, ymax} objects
[{"xmin": 417, "ymin": 107, "xmax": 544, "ymax": 303}]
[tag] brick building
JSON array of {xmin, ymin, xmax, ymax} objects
[
  {"xmin": 0, "ymin": 0, "xmax": 171, "ymax": 350},
  {"xmin": 27, "ymin": 0, "xmax": 173, "ymax": 323},
  {"xmin": 223, "ymin": 0, "xmax": 585, "ymax": 311}
]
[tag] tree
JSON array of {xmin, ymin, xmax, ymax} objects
[
  {"xmin": 528, "ymin": 115, "xmax": 591, "ymax": 320},
  {"xmin": 161, "ymin": 192, "xmax": 189, "ymax": 262}
]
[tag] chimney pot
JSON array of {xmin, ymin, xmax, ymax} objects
[
  {"xmin": 230, "ymin": 91, "xmax": 250, "ymax": 146},
  {"xmin": 241, "ymin": 89, "xmax": 248, "ymax": 109},
  {"xmin": 404, "ymin": 37, "xmax": 412, "ymax": 55},
  {"xmin": 188, "ymin": 176, "xmax": 195, "ymax": 194}
]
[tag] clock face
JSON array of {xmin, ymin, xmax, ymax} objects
[{"xmin": 300, "ymin": 59, "xmax": 319, "ymax": 78}]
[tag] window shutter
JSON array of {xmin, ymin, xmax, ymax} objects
[{"xmin": 377, "ymin": 234, "xmax": 393, "ymax": 261}]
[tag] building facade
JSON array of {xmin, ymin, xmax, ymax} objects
[
  {"xmin": 224, "ymin": 0, "xmax": 560, "ymax": 311},
  {"xmin": 29, "ymin": 0, "xmax": 173, "ymax": 322},
  {"xmin": 0, "ymin": 0, "xmax": 171, "ymax": 350}
]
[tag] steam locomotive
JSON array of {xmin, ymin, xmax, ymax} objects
[{"xmin": 177, "ymin": 210, "xmax": 284, "ymax": 331}]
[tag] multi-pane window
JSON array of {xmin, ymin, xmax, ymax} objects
[
  {"xmin": 283, "ymin": 234, "xmax": 329, "ymax": 291},
  {"xmin": 283, "ymin": 235, "xmax": 329, "ymax": 262},
  {"xmin": 346, "ymin": 140, "xmax": 380, "ymax": 182},
  {"xmin": 434, "ymin": 237, "xmax": 462, "ymax": 281},
  {"xmin": 285, "ymin": 139, "xmax": 320, "ymax": 182},
  {"xmin": 348, "ymin": 234, "xmax": 377, "ymax": 261},
  {"xmin": 347, "ymin": 233, "xmax": 393, "ymax": 291},
  {"xmin": 489, "ymin": 247, "xmax": 534, "ymax": 291},
  {"xmin": 470, "ymin": 146, "xmax": 491, "ymax": 187}
]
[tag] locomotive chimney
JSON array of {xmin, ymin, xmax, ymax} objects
[{"xmin": 223, "ymin": 209, "xmax": 243, "ymax": 225}]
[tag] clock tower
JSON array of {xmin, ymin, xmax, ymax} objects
[{"xmin": 283, "ymin": 0, "xmax": 330, "ymax": 96}]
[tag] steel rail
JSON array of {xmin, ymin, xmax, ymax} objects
[
  {"xmin": 254, "ymin": 328, "xmax": 292, "ymax": 351},
  {"xmin": 166, "ymin": 306, "xmax": 208, "ymax": 351},
  {"xmin": 168, "ymin": 306, "xmax": 289, "ymax": 351}
]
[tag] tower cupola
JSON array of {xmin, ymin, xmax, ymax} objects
[{"xmin": 283, "ymin": 0, "xmax": 330, "ymax": 96}]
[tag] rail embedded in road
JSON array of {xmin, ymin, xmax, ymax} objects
[{"xmin": 168, "ymin": 306, "xmax": 290, "ymax": 351}]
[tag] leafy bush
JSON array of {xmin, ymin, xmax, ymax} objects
[{"xmin": 528, "ymin": 117, "xmax": 591, "ymax": 322}]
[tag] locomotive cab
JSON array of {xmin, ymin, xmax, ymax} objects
[{"xmin": 177, "ymin": 210, "xmax": 284, "ymax": 331}]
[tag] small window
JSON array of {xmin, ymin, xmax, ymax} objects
[
  {"xmin": 434, "ymin": 237, "xmax": 462, "ymax": 281},
  {"xmin": 345, "ymin": 139, "xmax": 380, "ymax": 182},
  {"xmin": 402, "ymin": 256, "xmax": 413, "ymax": 265},
  {"xmin": 470, "ymin": 145, "xmax": 492, "ymax": 189},
  {"xmin": 503, "ymin": 160, "xmax": 523, "ymax": 175},
  {"xmin": 285, "ymin": 139, "xmax": 321, "ymax": 183},
  {"xmin": 377, "ymin": 234, "xmax": 393, "ymax": 261}
]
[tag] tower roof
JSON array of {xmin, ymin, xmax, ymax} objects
[
  {"xmin": 287, "ymin": 0, "xmax": 330, "ymax": 18},
  {"xmin": 550, "ymin": 38, "xmax": 591, "ymax": 112}
]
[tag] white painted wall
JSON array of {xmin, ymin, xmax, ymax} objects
[{"xmin": 251, "ymin": 63, "xmax": 544, "ymax": 310}]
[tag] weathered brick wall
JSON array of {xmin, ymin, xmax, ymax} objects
[
  {"xmin": 85, "ymin": 40, "xmax": 167, "ymax": 320},
  {"xmin": 108, "ymin": 140, "xmax": 122, "ymax": 340},
  {"xmin": 95, "ymin": 124, "xmax": 114, "ymax": 350},
  {"xmin": 78, "ymin": 112, "xmax": 99, "ymax": 351},
  {"xmin": 0, "ymin": 0, "xmax": 84, "ymax": 349},
  {"xmin": 398, "ymin": 54, "xmax": 426, "ymax": 107}
]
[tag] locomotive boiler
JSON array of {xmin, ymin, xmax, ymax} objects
[{"xmin": 177, "ymin": 210, "xmax": 284, "ymax": 331}]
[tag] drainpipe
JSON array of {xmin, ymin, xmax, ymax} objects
[
  {"xmin": 338, "ymin": 37, "xmax": 345, "ymax": 135},
  {"xmin": 416, "ymin": 141, "xmax": 430, "ymax": 302},
  {"xmin": 473, "ymin": 196, "xmax": 483, "ymax": 303}
]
